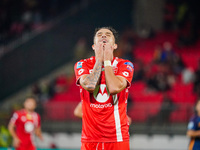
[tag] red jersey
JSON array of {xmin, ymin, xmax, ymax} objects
[
  {"xmin": 74, "ymin": 56, "xmax": 134, "ymax": 143},
  {"xmin": 10, "ymin": 109, "xmax": 41, "ymax": 149}
]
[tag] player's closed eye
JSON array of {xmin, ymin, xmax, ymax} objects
[
  {"xmin": 97, "ymin": 33, "xmax": 102, "ymax": 36},
  {"xmin": 106, "ymin": 33, "xmax": 111, "ymax": 36}
]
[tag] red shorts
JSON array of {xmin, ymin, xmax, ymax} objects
[{"xmin": 81, "ymin": 141, "xmax": 130, "ymax": 150}]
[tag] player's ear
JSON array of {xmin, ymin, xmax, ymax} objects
[
  {"xmin": 113, "ymin": 44, "xmax": 118, "ymax": 49},
  {"xmin": 92, "ymin": 44, "xmax": 95, "ymax": 50}
]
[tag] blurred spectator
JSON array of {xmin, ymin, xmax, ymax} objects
[
  {"xmin": 147, "ymin": 72, "xmax": 170, "ymax": 92},
  {"xmin": 133, "ymin": 59, "xmax": 145, "ymax": 81},
  {"xmin": 175, "ymin": 1, "xmax": 189, "ymax": 30},
  {"xmin": 145, "ymin": 62, "xmax": 173, "ymax": 92},
  {"xmin": 154, "ymin": 41, "xmax": 185, "ymax": 76},
  {"xmin": 163, "ymin": 0, "xmax": 176, "ymax": 30},
  {"xmin": 153, "ymin": 44, "xmax": 162, "ymax": 63},
  {"xmin": 137, "ymin": 24, "xmax": 155, "ymax": 39},
  {"xmin": 147, "ymin": 93, "xmax": 176, "ymax": 126},
  {"xmin": 171, "ymin": 53, "xmax": 185, "ymax": 75},
  {"xmin": 182, "ymin": 67, "xmax": 195, "ymax": 84},
  {"xmin": 176, "ymin": 0, "xmax": 200, "ymax": 46},
  {"xmin": 160, "ymin": 41, "xmax": 175, "ymax": 63},
  {"xmin": 157, "ymin": 94, "xmax": 176, "ymax": 125}
]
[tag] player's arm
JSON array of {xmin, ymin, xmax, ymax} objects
[
  {"xmin": 74, "ymin": 102, "xmax": 82, "ymax": 118},
  {"xmin": 104, "ymin": 66, "xmax": 127, "ymax": 94},
  {"xmin": 80, "ymin": 59, "xmax": 102, "ymax": 93},
  {"xmin": 187, "ymin": 130, "xmax": 200, "ymax": 138},
  {"xmin": 104, "ymin": 43, "xmax": 127, "ymax": 94},
  {"xmin": 35, "ymin": 127, "xmax": 43, "ymax": 141},
  {"xmin": 8, "ymin": 121, "xmax": 20, "ymax": 148},
  {"xmin": 80, "ymin": 42, "xmax": 104, "ymax": 93}
]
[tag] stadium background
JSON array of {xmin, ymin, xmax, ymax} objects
[{"xmin": 0, "ymin": 0, "xmax": 200, "ymax": 149}]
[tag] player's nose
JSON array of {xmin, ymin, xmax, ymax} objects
[{"xmin": 102, "ymin": 35, "xmax": 106, "ymax": 38}]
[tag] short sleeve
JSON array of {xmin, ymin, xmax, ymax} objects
[
  {"xmin": 10, "ymin": 112, "xmax": 18, "ymax": 125},
  {"xmin": 74, "ymin": 60, "xmax": 90, "ymax": 85},
  {"xmin": 116, "ymin": 60, "xmax": 134, "ymax": 87}
]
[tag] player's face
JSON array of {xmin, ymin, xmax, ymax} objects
[
  {"xmin": 94, "ymin": 28, "xmax": 116, "ymax": 46},
  {"xmin": 24, "ymin": 98, "xmax": 36, "ymax": 112}
]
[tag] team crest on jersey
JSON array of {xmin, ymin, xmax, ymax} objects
[
  {"xmin": 26, "ymin": 114, "xmax": 32, "ymax": 120},
  {"xmin": 77, "ymin": 62, "xmax": 83, "ymax": 69},
  {"xmin": 112, "ymin": 66, "xmax": 118, "ymax": 74}
]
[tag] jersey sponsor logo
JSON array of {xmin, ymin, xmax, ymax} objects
[
  {"xmin": 77, "ymin": 62, "xmax": 83, "ymax": 69},
  {"xmin": 78, "ymin": 69, "xmax": 84, "ymax": 75},
  {"xmin": 90, "ymin": 103, "xmax": 112, "ymax": 108},
  {"xmin": 24, "ymin": 121, "xmax": 34, "ymax": 133},
  {"xmin": 94, "ymin": 84, "xmax": 110, "ymax": 103},
  {"xmin": 122, "ymin": 71, "xmax": 129, "ymax": 77},
  {"xmin": 124, "ymin": 62, "xmax": 134, "ymax": 69}
]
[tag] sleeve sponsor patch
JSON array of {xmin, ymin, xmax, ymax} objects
[
  {"xmin": 77, "ymin": 62, "xmax": 83, "ymax": 69},
  {"xmin": 127, "ymin": 65, "xmax": 133, "ymax": 72},
  {"xmin": 124, "ymin": 62, "xmax": 134, "ymax": 69}
]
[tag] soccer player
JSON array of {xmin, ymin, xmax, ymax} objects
[
  {"xmin": 187, "ymin": 99, "xmax": 200, "ymax": 150},
  {"xmin": 8, "ymin": 96, "xmax": 43, "ymax": 150},
  {"xmin": 74, "ymin": 27, "xmax": 134, "ymax": 150}
]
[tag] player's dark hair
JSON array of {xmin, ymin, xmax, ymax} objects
[
  {"xmin": 24, "ymin": 95, "xmax": 37, "ymax": 102},
  {"xmin": 94, "ymin": 26, "xmax": 119, "ymax": 43}
]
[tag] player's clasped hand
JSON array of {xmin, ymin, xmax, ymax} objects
[
  {"xmin": 93, "ymin": 42, "xmax": 114, "ymax": 62},
  {"xmin": 93, "ymin": 42, "xmax": 104, "ymax": 63},
  {"xmin": 103, "ymin": 43, "xmax": 114, "ymax": 61}
]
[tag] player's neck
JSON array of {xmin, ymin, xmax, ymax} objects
[{"xmin": 24, "ymin": 109, "xmax": 34, "ymax": 114}]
